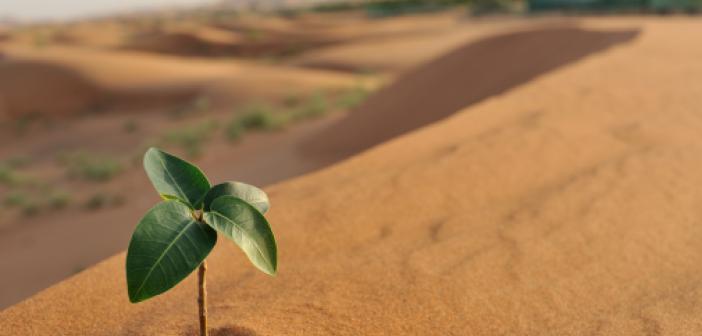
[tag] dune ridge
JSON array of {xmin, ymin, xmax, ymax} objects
[
  {"xmin": 0, "ymin": 45, "xmax": 358, "ymax": 119},
  {"xmin": 3, "ymin": 18, "xmax": 702, "ymax": 335},
  {"xmin": 301, "ymin": 26, "xmax": 639, "ymax": 160}
]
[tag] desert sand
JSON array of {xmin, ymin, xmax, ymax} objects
[
  {"xmin": 0, "ymin": 10, "xmax": 521, "ymax": 308},
  {"xmin": 2, "ymin": 16, "xmax": 702, "ymax": 335},
  {"xmin": 301, "ymin": 26, "xmax": 638, "ymax": 160}
]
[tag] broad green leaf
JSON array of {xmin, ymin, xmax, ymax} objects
[
  {"xmin": 143, "ymin": 147, "xmax": 210, "ymax": 209},
  {"xmin": 204, "ymin": 181, "xmax": 270, "ymax": 214},
  {"xmin": 126, "ymin": 201, "xmax": 217, "ymax": 303},
  {"xmin": 203, "ymin": 195, "xmax": 277, "ymax": 275}
]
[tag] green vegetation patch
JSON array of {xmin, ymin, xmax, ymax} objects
[
  {"xmin": 4, "ymin": 191, "xmax": 37, "ymax": 216},
  {"xmin": 47, "ymin": 190, "xmax": 72, "ymax": 210},
  {"xmin": 84, "ymin": 193, "xmax": 125, "ymax": 210},
  {"xmin": 123, "ymin": 120, "xmax": 139, "ymax": 133},
  {"xmin": 336, "ymin": 86, "xmax": 370, "ymax": 110},
  {"xmin": 171, "ymin": 96, "xmax": 212, "ymax": 118},
  {"xmin": 310, "ymin": 0, "xmax": 472, "ymax": 16},
  {"xmin": 291, "ymin": 92, "xmax": 329, "ymax": 121},
  {"xmin": 0, "ymin": 164, "xmax": 34, "ymax": 187},
  {"xmin": 225, "ymin": 103, "xmax": 289, "ymax": 141},
  {"xmin": 58, "ymin": 151, "xmax": 124, "ymax": 182},
  {"xmin": 162, "ymin": 120, "xmax": 219, "ymax": 158},
  {"xmin": 224, "ymin": 87, "xmax": 372, "ymax": 143}
]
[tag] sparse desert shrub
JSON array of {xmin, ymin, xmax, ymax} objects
[
  {"xmin": 4, "ymin": 191, "xmax": 40, "ymax": 216},
  {"xmin": 172, "ymin": 96, "xmax": 212, "ymax": 118},
  {"xmin": 84, "ymin": 193, "xmax": 124, "ymax": 210},
  {"xmin": 278, "ymin": 8, "xmax": 304, "ymax": 17},
  {"xmin": 291, "ymin": 92, "xmax": 329, "ymax": 121},
  {"xmin": 127, "ymin": 148, "xmax": 277, "ymax": 336},
  {"xmin": 225, "ymin": 103, "xmax": 287, "ymax": 142},
  {"xmin": 337, "ymin": 86, "xmax": 370, "ymax": 110},
  {"xmin": 59, "ymin": 151, "xmax": 123, "ymax": 182},
  {"xmin": 47, "ymin": 190, "xmax": 71, "ymax": 209},
  {"xmin": 0, "ymin": 164, "xmax": 32, "ymax": 187},
  {"xmin": 238, "ymin": 107, "xmax": 287, "ymax": 130},
  {"xmin": 223, "ymin": 91, "xmax": 347, "ymax": 143},
  {"xmin": 311, "ymin": 1, "xmax": 364, "ymax": 12},
  {"xmin": 84, "ymin": 194, "xmax": 107, "ymax": 210},
  {"xmin": 5, "ymin": 156, "xmax": 30, "ymax": 168},
  {"xmin": 21, "ymin": 201, "xmax": 40, "ymax": 216},
  {"xmin": 244, "ymin": 28, "xmax": 264, "ymax": 41},
  {"xmin": 13, "ymin": 114, "xmax": 38, "ymax": 135},
  {"xmin": 225, "ymin": 121, "xmax": 245, "ymax": 142},
  {"xmin": 366, "ymin": 0, "xmax": 466, "ymax": 16},
  {"xmin": 470, "ymin": 0, "xmax": 519, "ymax": 15},
  {"xmin": 4, "ymin": 191, "xmax": 28, "ymax": 207},
  {"xmin": 123, "ymin": 120, "xmax": 139, "ymax": 133},
  {"xmin": 192, "ymin": 96, "xmax": 211, "ymax": 114},
  {"xmin": 163, "ymin": 120, "xmax": 219, "ymax": 158},
  {"xmin": 0, "ymin": 165, "xmax": 16, "ymax": 186},
  {"xmin": 282, "ymin": 93, "xmax": 301, "ymax": 108}
]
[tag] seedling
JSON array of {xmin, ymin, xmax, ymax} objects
[{"xmin": 126, "ymin": 148, "xmax": 277, "ymax": 336}]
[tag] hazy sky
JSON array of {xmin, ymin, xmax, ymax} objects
[{"xmin": 0, "ymin": 0, "xmax": 216, "ymax": 22}]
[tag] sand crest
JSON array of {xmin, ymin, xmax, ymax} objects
[{"xmin": 301, "ymin": 26, "xmax": 639, "ymax": 160}]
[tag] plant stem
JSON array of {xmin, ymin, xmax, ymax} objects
[{"xmin": 198, "ymin": 261, "xmax": 208, "ymax": 336}]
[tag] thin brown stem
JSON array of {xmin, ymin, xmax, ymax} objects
[{"xmin": 198, "ymin": 261, "xmax": 208, "ymax": 336}]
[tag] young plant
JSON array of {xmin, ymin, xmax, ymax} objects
[{"xmin": 126, "ymin": 148, "xmax": 277, "ymax": 336}]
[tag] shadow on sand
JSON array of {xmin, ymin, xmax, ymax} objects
[{"xmin": 301, "ymin": 26, "xmax": 639, "ymax": 160}]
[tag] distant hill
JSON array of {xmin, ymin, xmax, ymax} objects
[{"xmin": 0, "ymin": 16, "xmax": 18, "ymax": 28}]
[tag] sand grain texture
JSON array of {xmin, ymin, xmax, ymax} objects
[{"xmin": 2, "ymin": 18, "xmax": 702, "ymax": 335}]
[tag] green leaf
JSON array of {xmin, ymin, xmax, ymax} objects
[
  {"xmin": 143, "ymin": 147, "xmax": 210, "ymax": 209},
  {"xmin": 126, "ymin": 201, "xmax": 217, "ymax": 303},
  {"xmin": 204, "ymin": 181, "xmax": 270, "ymax": 214},
  {"xmin": 203, "ymin": 195, "xmax": 277, "ymax": 275}
]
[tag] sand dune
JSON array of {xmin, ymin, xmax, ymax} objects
[
  {"xmin": 122, "ymin": 20, "xmax": 342, "ymax": 58},
  {"xmin": 0, "ymin": 56, "xmax": 199, "ymax": 119},
  {"xmin": 121, "ymin": 30, "xmax": 244, "ymax": 57},
  {"xmin": 301, "ymin": 26, "xmax": 639, "ymax": 160},
  {"xmin": 289, "ymin": 17, "xmax": 532, "ymax": 73},
  {"xmin": 119, "ymin": 11, "xmax": 501, "ymax": 61},
  {"xmin": 51, "ymin": 21, "xmax": 132, "ymax": 49},
  {"xmin": 0, "ymin": 60, "xmax": 104, "ymax": 120},
  {"xmin": 2, "ymin": 17, "xmax": 702, "ymax": 335},
  {"xmin": 0, "ymin": 44, "xmax": 358, "ymax": 118}
]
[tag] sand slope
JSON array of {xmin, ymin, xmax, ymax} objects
[
  {"xmin": 0, "ymin": 44, "xmax": 357, "ymax": 118},
  {"xmin": 0, "ymin": 60, "xmax": 103, "ymax": 120},
  {"xmin": 289, "ymin": 16, "xmax": 530, "ymax": 73},
  {"xmin": 3, "ymin": 18, "xmax": 702, "ymax": 335},
  {"xmin": 0, "ymin": 12, "xmax": 499, "ymax": 308},
  {"xmin": 301, "ymin": 26, "xmax": 639, "ymax": 160}
]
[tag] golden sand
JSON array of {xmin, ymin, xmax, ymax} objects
[{"xmin": 2, "ymin": 18, "xmax": 702, "ymax": 335}]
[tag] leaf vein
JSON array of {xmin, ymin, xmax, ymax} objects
[{"xmin": 133, "ymin": 218, "xmax": 197, "ymax": 299}]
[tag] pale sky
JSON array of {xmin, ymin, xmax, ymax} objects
[{"xmin": 0, "ymin": 0, "xmax": 217, "ymax": 22}]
